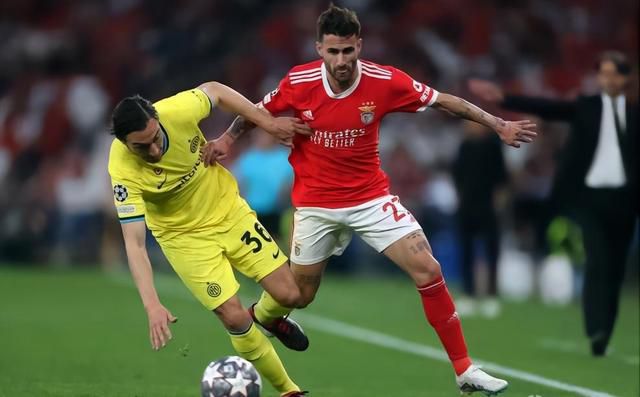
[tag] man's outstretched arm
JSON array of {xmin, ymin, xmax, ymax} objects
[
  {"xmin": 121, "ymin": 221, "xmax": 177, "ymax": 350},
  {"xmin": 468, "ymin": 79, "xmax": 577, "ymax": 121},
  {"xmin": 226, "ymin": 114, "xmax": 258, "ymax": 141},
  {"xmin": 201, "ymin": 114, "xmax": 256, "ymax": 166},
  {"xmin": 198, "ymin": 82, "xmax": 309, "ymax": 140},
  {"xmin": 432, "ymin": 93, "xmax": 538, "ymax": 148},
  {"xmin": 202, "ymin": 102, "xmax": 302, "ymax": 166}
]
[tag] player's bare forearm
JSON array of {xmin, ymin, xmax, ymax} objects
[
  {"xmin": 121, "ymin": 222, "xmax": 161, "ymax": 310},
  {"xmin": 224, "ymin": 115, "xmax": 258, "ymax": 142},
  {"xmin": 198, "ymin": 82, "xmax": 274, "ymax": 130},
  {"xmin": 434, "ymin": 93, "xmax": 537, "ymax": 147},
  {"xmin": 202, "ymin": 115, "xmax": 261, "ymax": 166},
  {"xmin": 126, "ymin": 248, "xmax": 161, "ymax": 310},
  {"xmin": 433, "ymin": 93, "xmax": 504, "ymax": 130},
  {"xmin": 201, "ymin": 81, "xmax": 310, "ymax": 143}
]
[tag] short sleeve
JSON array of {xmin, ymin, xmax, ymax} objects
[
  {"xmin": 110, "ymin": 178, "xmax": 146, "ymax": 223},
  {"xmin": 154, "ymin": 88, "xmax": 212, "ymax": 123},
  {"xmin": 260, "ymin": 76, "xmax": 294, "ymax": 114},
  {"xmin": 388, "ymin": 67, "xmax": 439, "ymax": 113}
]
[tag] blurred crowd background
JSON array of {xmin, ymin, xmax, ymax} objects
[{"xmin": 0, "ymin": 0, "xmax": 637, "ymax": 303}]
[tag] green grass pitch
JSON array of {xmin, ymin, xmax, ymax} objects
[{"xmin": 0, "ymin": 267, "xmax": 637, "ymax": 396}]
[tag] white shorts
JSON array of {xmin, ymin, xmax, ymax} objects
[{"xmin": 290, "ymin": 195, "xmax": 422, "ymax": 265}]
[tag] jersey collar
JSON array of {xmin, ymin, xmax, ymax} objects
[
  {"xmin": 321, "ymin": 60, "xmax": 362, "ymax": 99},
  {"xmin": 160, "ymin": 123, "xmax": 170, "ymax": 155}
]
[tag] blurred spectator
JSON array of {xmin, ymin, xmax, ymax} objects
[
  {"xmin": 0, "ymin": 0, "xmax": 636, "ymax": 278},
  {"xmin": 452, "ymin": 121, "xmax": 507, "ymax": 317},
  {"xmin": 52, "ymin": 134, "xmax": 112, "ymax": 265},
  {"xmin": 233, "ymin": 130, "xmax": 293, "ymax": 241},
  {"xmin": 468, "ymin": 51, "xmax": 637, "ymax": 356}
]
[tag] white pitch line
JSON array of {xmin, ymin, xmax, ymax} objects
[
  {"xmin": 294, "ymin": 312, "xmax": 618, "ymax": 397},
  {"xmin": 109, "ymin": 273, "xmax": 619, "ymax": 397}
]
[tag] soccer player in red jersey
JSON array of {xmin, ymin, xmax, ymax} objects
[{"xmin": 204, "ymin": 5, "xmax": 537, "ymax": 395}]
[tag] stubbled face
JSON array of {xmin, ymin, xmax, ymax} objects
[
  {"xmin": 316, "ymin": 34, "xmax": 362, "ymax": 90},
  {"xmin": 125, "ymin": 118, "xmax": 164, "ymax": 163},
  {"xmin": 597, "ymin": 60, "xmax": 628, "ymax": 97}
]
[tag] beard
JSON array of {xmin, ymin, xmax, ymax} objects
[{"xmin": 330, "ymin": 61, "xmax": 356, "ymax": 87}]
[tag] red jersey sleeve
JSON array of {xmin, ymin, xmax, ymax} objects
[
  {"xmin": 260, "ymin": 76, "xmax": 294, "ymax": 114},
  {"xmin": 388, "ymin": 67, "xmax": 439, "ymax": 113}
]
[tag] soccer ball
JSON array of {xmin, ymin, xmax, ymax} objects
[{"xmin": 201, "ymin": 356, "xmax": 262, "ymax": 397}]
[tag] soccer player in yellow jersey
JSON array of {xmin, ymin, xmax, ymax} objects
[{"xmin": 108, "ymin": 82, "xmax": 311, "ymax": 397}]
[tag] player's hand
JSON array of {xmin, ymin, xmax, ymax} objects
[
  {"xmin": 202, "ymin": 134, "xmax": 233, "ymax": 167},
  {"xmin": 264, "ymin": 117, "xmax": 312, "ymax": 141},
  {"xmin": 468, "ymin": 79, "xmax": 505, "ymax": 103},
  {"xmin": 495, "ymin": 119, "xmax": 538, "ymax": 148},
  {"xmin": 278, "ymin": 137, "xmax": 294, "ymax": 149},
  {"xmin": 146, "ymin": 303, "xmax": 178, "ymax": 350}
]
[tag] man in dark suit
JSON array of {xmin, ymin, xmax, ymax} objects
[
  {"xmin": 469, "ymin": 51, "xmax": 637, "ymax": 356},
  {"xmin": 453, "ymin": 121, "xmax": 508, "ymax": 317}
]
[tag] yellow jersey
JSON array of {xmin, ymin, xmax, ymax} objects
[{"xmin": 108, "ymin": 88, "xmax": 240, "ymax": 240}]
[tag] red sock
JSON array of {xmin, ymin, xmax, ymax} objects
[{"xmin": 418, "ymin": 276, "xmax": 472, "ymax": 375}]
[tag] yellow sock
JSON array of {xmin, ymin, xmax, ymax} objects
[
  {"xmin": 254, "ymin": 290, "xmax": 293, "ymax": 325},
  {"xmin": 229, "ymin": 323, "xmax": 300, "ymax": 394}
]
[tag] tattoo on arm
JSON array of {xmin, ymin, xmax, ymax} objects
[
  {"xmin": 436, "ymin": 96, "xmax": 502, "ymax": 129},
  {"xmin": 227, "ymin": 116, "xmax": 257, "ymax": 140}
]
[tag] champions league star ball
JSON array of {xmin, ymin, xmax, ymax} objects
[{"xmin": 201, "ymin": 356, "xmax": 262, "ymax": 397}]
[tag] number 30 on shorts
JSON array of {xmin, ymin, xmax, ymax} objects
[{"xmin": 240, "ymin": 222, "xmax": 273, "ymax": 253}]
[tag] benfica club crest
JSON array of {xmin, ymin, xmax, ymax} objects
[{"xmin": 358, "ymin": 102, "xmax": 376, "ymax": 125}]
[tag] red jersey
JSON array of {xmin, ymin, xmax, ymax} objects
[{"xmin": 261, "ymin": 59, "xmax": 439, "ymax": 208}]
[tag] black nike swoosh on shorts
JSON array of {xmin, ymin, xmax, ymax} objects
[{"xmin": 272, "ymin": 249, "xmax": 280, "ymax": 259}]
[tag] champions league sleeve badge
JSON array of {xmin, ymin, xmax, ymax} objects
[{"xmin": 113, "ymin": 184, "xmax": 129, "ymax": 202}]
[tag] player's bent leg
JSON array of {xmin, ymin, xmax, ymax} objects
[
  {"xmin": 259, "ymin": 262, "xmax": 303, "ymax": 308},
  {"xmin": 213, "ymin": 294, "xmax": 254, "ymax": 332},
  {"xmin": 382, "ymin": 230, "xmax": 442, "ymax": 285},
  {"xmin": 384, "ymin": 230, "xmax": 472, "ymax": 370},
  {"xmin": 252, "ymin": 262, "xmax": 310, "ymax": 351},
  {"xmin": 214, "ymin": 295, "xmax": 303, "ymax": 395},
  {"xmin": 290, "ymin": 260, "xmax": 327, "ymax": 308},
  {"xmin": 384, "ymin": 230, "xmax": 508, "ymax": 391},
  {"xmin": 252, "ymin": 260, "xmax": 326, "ymax": 351}
]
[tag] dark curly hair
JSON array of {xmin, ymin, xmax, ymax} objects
[
  {"xmin": 110, "ymin": 95, "xmax": 158, "ymax": 141},
  {"xmin": 316, "ymin": 3, "xmax": 361, "ymax": 41}
]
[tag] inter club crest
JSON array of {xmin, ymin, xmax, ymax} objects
[
  {"xmin": 189, "ymin": 135, "xmax": 201, "ymax": 153},
  {"xmin": 206, "ymin": 282, "xmax": 222, "ymax": 297},
  {"xmin": 358, "ymin": 102, "xmax": 376, "ymax": 125}
]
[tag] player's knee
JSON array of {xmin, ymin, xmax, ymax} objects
[
  {"xmin": 411, "ymin": 258, "xmax": 443, "ymax": 285},
  {"xmin": 214, "ymin": 304, "xmax": 252, "ymax": 333},
  {"xmin": 274, "ymin": 288, "xmax": 303, "ymax": 308},
  {"xmin": 296, "ymin": 290, "xmax": 316, "ymax": 308}
]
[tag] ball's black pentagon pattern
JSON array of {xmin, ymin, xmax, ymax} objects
[
  {"xmin": 201, "ymin": 378, "xmax": 231, "ymax": 396},
  {"xmin": 113, "ymin": 184, "xmax": 128, "ymax": 202},
  {"xmin": 201, "ymin": 356, "xmax": 261, "ymax": 397}
]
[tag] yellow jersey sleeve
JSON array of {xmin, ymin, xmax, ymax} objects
[
  {"xmin": 110, "ymin": 176, "xmax": 146, "ymax": 223},
  {"xmin": 154, "ymin": 88, "xmax": 212, "ymax": 124},
  {"xmin": 108, "ymin": 140, "xmax": 147, "ymax": 223}
]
